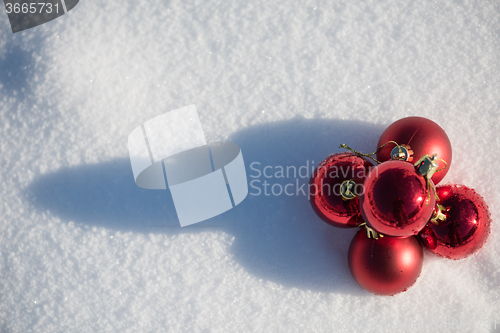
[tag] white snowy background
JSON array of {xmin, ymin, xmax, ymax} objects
[{"xmin": 1, "ymin": 0, "xmax": 499, "ymax": 332}]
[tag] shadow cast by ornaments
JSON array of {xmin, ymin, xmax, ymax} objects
[{"xmin": 25, "ymin": 117, "xmax": 386, "ymax": 294}]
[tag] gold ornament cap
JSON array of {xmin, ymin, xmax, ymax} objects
[
  {"xmin": 359, "ymin": 222, "xmax": 384, "ymax": 239},
  {"xmin": 340, "ymin": 180, "xmax": 357, "ymax": 200},
  {"xmin": 414, "ymin": 154, "xmax": 439, "ymax": 180},
  {"xmin": 390, "ymin": 144, "xmax": 414, "ymax": 162},
  {"xmin": 430, "ymin": 204, "xmax": 448, "ymax": 225}
]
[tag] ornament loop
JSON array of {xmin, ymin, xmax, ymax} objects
[
  {"xmin": 340, "ymin": 141, "xmax": 410, "ymax": 165},
  {"xmin": 339, "ymin": 144, "xmax": 381, "ymax": 164},
  {"xmin": 435, "ymin": 158, "xmax": 448, "ymax": 173}
]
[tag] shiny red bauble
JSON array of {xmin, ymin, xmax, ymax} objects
[
  {"xmin": 348, "ymin": 229, "xmax": 423, "ymax": 295},
  {"xmin": 309, "ymin": 152, "xmax": 373, "ymax": 228},
  {"xmin": 360, "ymin": 160, "xmax": 436, "ymax": 237},
  {"xmin": 418, "ymin": 184, "xmax": 491, "ymax": 260},
  {"xmin": 377, "ymin": 117, "xmax": 452, "ymax": 185}
]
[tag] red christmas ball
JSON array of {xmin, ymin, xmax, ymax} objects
[
  {"xmin": 309, "ymin": 152, "xmax": 373, "ymax": 228},
  {"xmin": 348, "ymin": 229, "xmax": 423, "ymax": 295},
  {"xmin": 418, "ymin": 184, "xmax": 491, "ymax": 260},
  {"xmin": 360, "ymin": 160, "xmax": 436, "ymax": 237},
  {"xmin": 377, "ymin": 117, "xmax": 452, "ymax": 185}
]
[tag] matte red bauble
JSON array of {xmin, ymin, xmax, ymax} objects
[
  {"xmin": 418, "ymin": 184, "xmax": 491, "ymax": 260},
  {"xmin": 348, "ymin": 229, "xmax": 423, "ymax": 295},
  {"xmin": 360, "ymin": 160, "xmax": 436, "ymax": 237},
  {"xmin": 377, "ymin": 117, "xmax": 452, "ymax": 185},
  {"xmin": 309, "ymin": 152, "xmax": 373, "ymax": 228}
]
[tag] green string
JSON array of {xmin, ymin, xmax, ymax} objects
[{"xmin": 339, "ymin": 140, "xmax": 402, "ymax": 164}]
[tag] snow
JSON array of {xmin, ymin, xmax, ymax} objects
[{"xmin": 1, "ymin": 0, "xmax": 499, "ymax": 332}]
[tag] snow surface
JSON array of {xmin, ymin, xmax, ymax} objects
[{"xmin": 1, "ymin": 0, "xmax": 500, "ymax": 332}]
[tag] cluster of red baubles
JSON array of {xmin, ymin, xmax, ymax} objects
[{"xmin": 309, "ymin": 117, "xmax": 491, "ymax": 296}]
